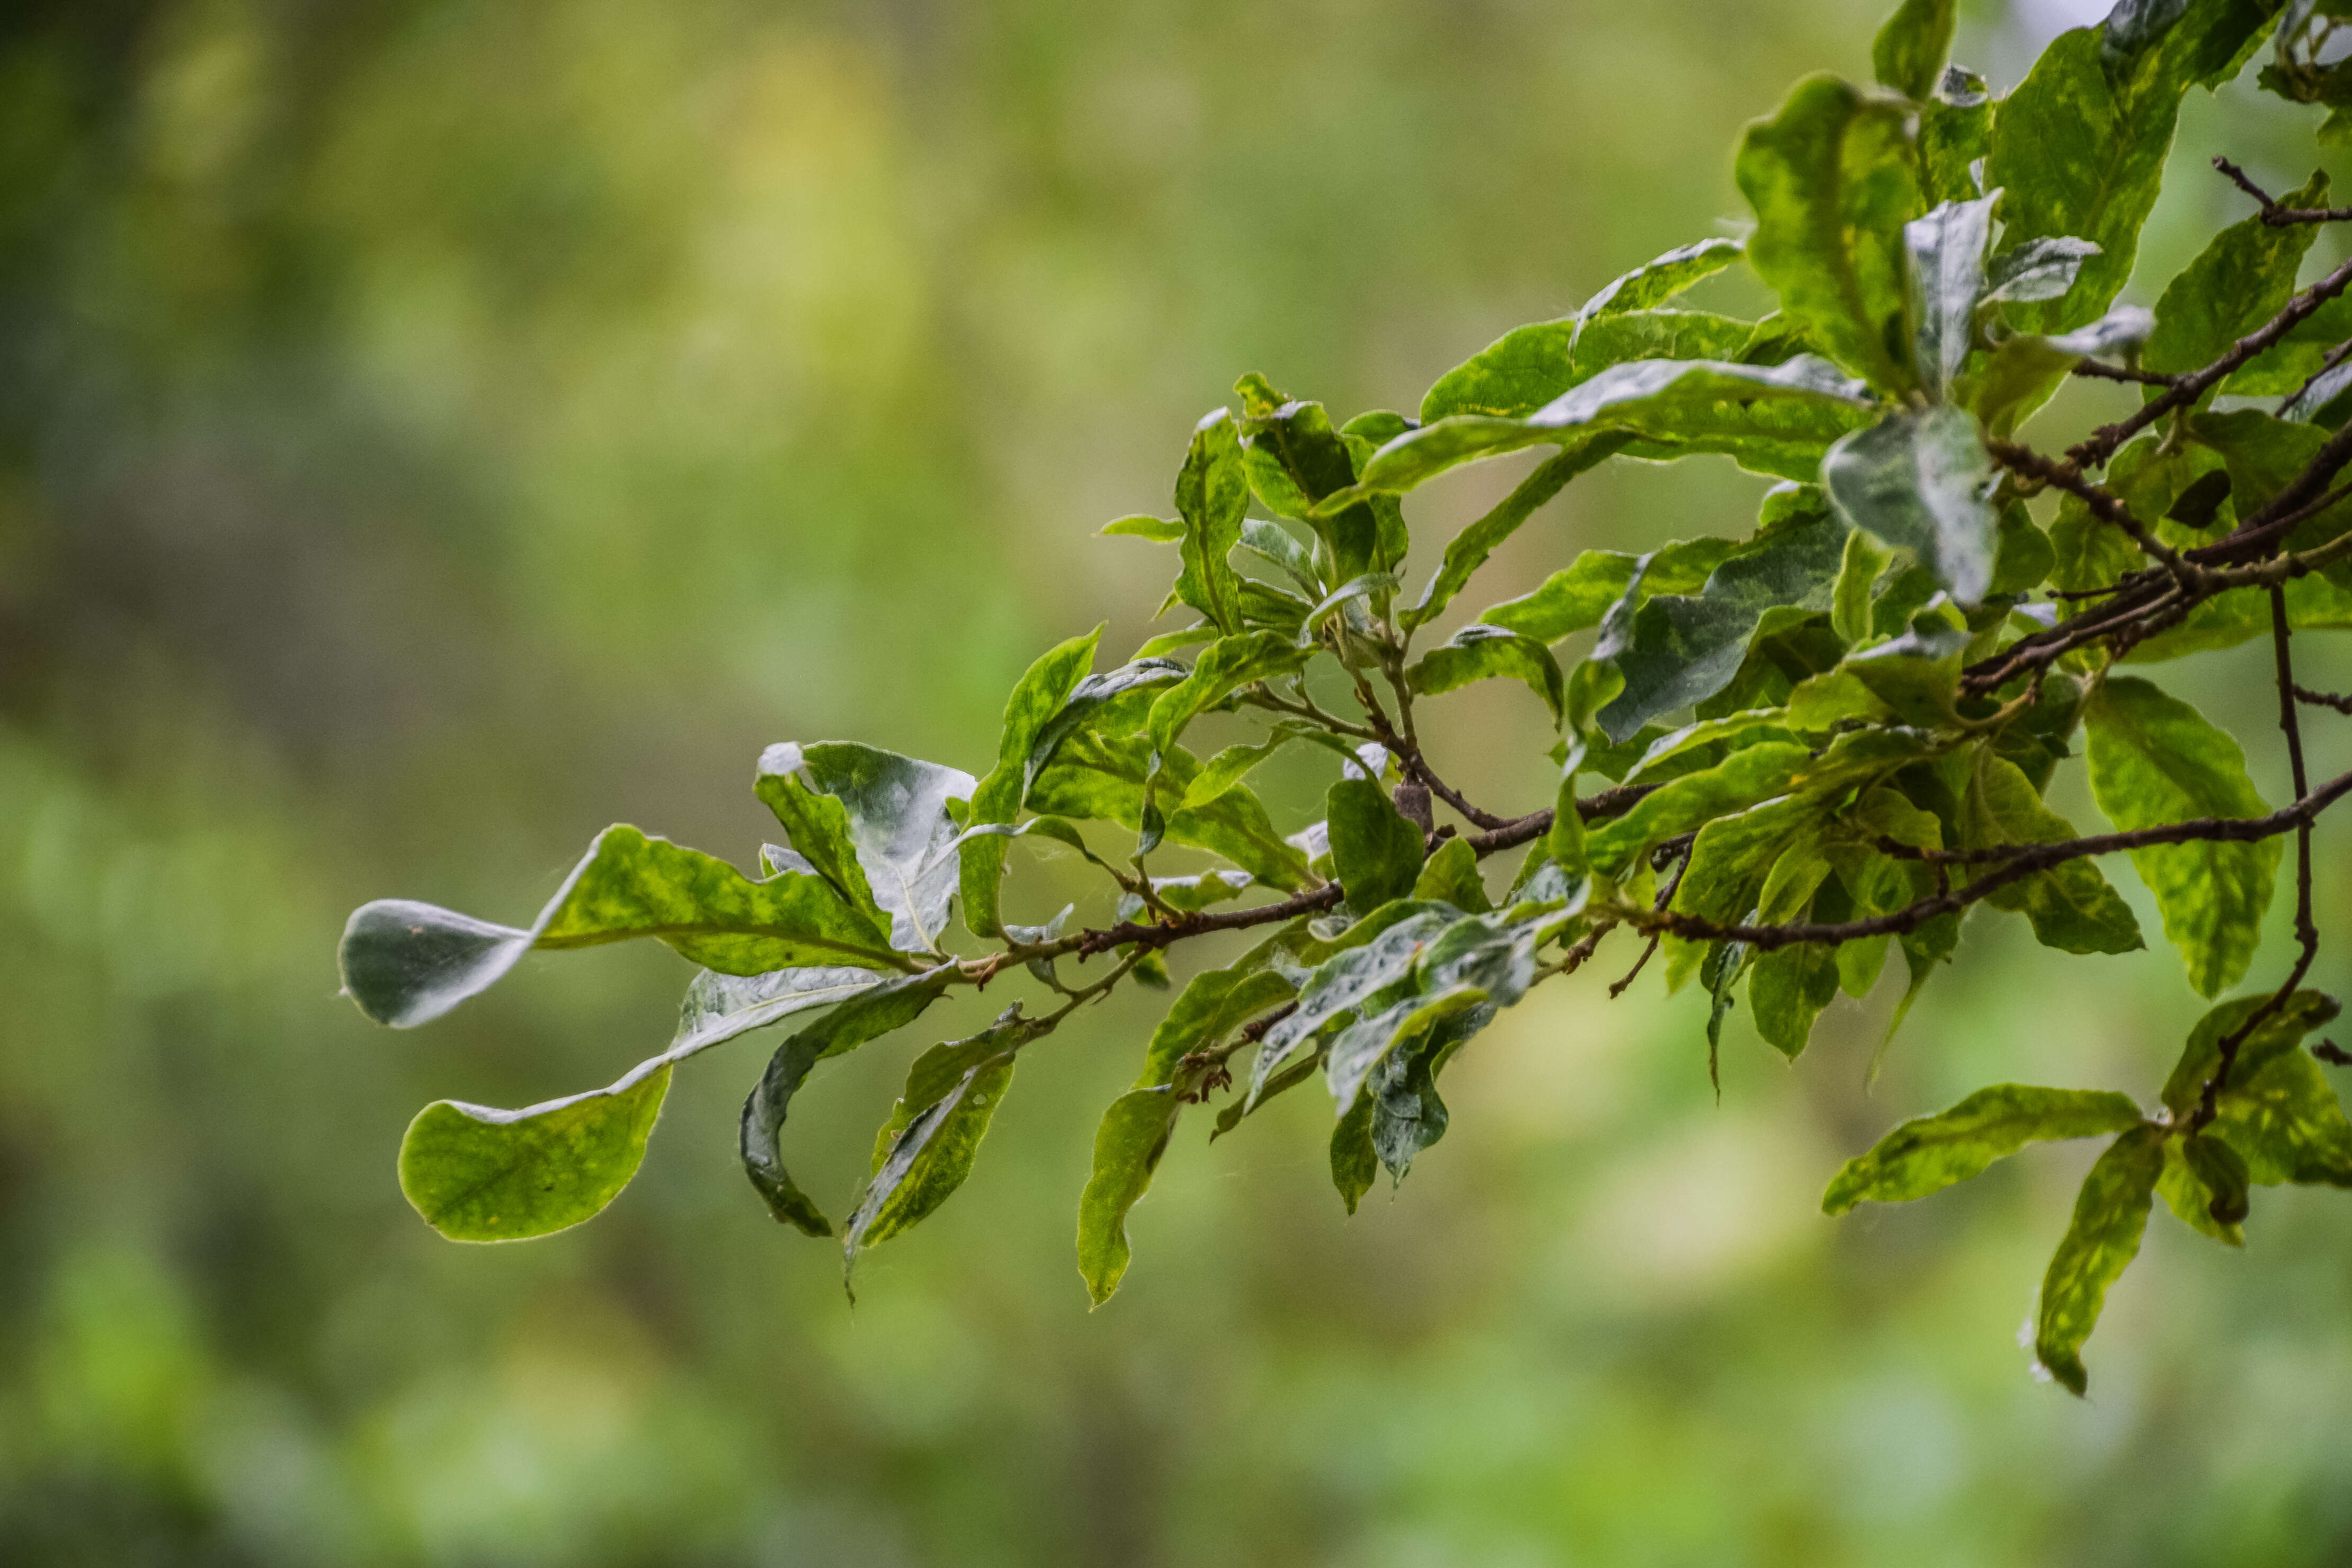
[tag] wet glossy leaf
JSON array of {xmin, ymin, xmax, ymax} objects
[
  {"xmin": 1822, "ymin": 406, "xmax": 1997, "ymax": 603},
  {"xmin": 2084, "ymin": 676, "xmax": 2278, "ymax": 996},
  {"xmin": 400, "ymin": 1062, "xmax": 672, "ymax": 1243},
  {"xmin": 847, "ymin": 1009, "xmax": 1041, "ymax": 1260},
  {"xmin": 738, "ymin": 968, "xmax": 958, "ymax": 1235},
  {"xmin": 1822, "ymin": 1084, "xmax": 2146, "ymax": 1213},
  {"xmin": 1580, "ymin": 237, "xmax": 1745, "ymax": 319},
  {"xmin": 1904, "ymin": 192, "xmax": 1996, "ymax": 394},
  {"xmin": 340, "ymin": 826, "xmax": 905, "ymax": 1028},
  {"xmin": 759, "ymin": 742, "xmax": 976, "ymax": 954},
  {"xmin": 1027, "ymin": 726, "xmax": 1314, "ymax": 890},
  {"xmin": 2035, "ymin": 1125, "xmax": 2163, "ymax": 1396},
  {"xmin": 960, "ymin": 628, "xmax": 1103, "ymax": 938},
  {"xmin": 1735, "ymin": 73, "xmax": 1923, "ymax": 391},
  {"xmin": 1248, "ymin": 905, "xmax": 1463, "ymax": 1100},
  {"xmin": 1235, "ymin": 372, "xmax": 1383, "ymax": 586},
  {"xmin": 1411, "ymin": 836, "xmax": 1492, "ymax": 913}
]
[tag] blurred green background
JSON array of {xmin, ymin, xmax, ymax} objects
[{"xmin": 6, "ymin": 0, "xmax": 2352, "ymax": 1562}]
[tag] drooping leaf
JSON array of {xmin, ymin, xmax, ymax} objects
[
  {"xmin": 340, "ymin": 825, "xmax": 907, "ymax": 1028},
  {"xmin": 1139, "ymin": 631, "xmax": 1314, "ymax": 850},
  {"xmin": 400, "ymin": 1061, "xmax": 672, "ymax": 1242},
  {"xmin": 758, "ymin": 742, "xmax": 977, "ymax": 954},
  {"xmin": 1407, "ymin": 626, "xmax": 1566, "ymax": 725},
  {"xmin": 1326, "ymin": 777, "xmax": 1427, "ymax": 915},
  {"xmin": 960, "ymin": 628, "xmax": 1103, "ymax": 937},
  {"xmin": 2034, "ymin": 1125, "xmax": 2164, "ymax": 1396},
  {"xmin": 1961, "ymin": 748, "xmax": 2144, "ymax": 955},
  {"xmin": 1734, "ymin": 73, "xmax": 1924, "ymax": 392},
  {"xmin": 1873, "ymin": 0, "xmax": 1957, "ymax": 100},
  {"xmin": 2084, "ymin": 676, "xmax": 2279, "ymax": 996},
  {"xmin": 738, "ymin": 967, "xmax": 959, "ymax": 1235},
  {"xmin": 1822, "ymin": 406, "xmax": 1997, "ymax": 603},
  {"xmin": 846, "ymin": 1008, "xmax": 1041, "ymax": 1260},
  {"xmin": 1248, "ymin": 904, "xmax": 1464, "ymax": 1099},
  {"xmin": 1822, "ymin": 1084, "xmax": 2147, "ymax": 1213}
]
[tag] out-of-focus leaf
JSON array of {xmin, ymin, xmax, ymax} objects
[
  {"xmin": 959, "ymin": 628, "xmax": 1102, "ymax": 937},
  {"xmin": 759, "ymin": 742, "xmax": 976, "ymax": 954},
  {"xmin": 1408, "ymin": 625, "xmax": 1565, "ymax": 724},
  {"xmin": 340, "ymin": 825, "xmax": 907, "ymax": 1029},
  {"xmin": 1326, "ymin": 777, "xmax": 1426, "ymax": 915},
  {"xmin": 1990, "ymin": 7, "xmax": 2278, "ymax": 334},
  {"xmin": 1983, "ymin": 236, "xmax": 2102, "ymax": 305},
  {"xmin": 1174, "ymin": 410, "xmax": 1251, "ymax": 634},
  {"xmin": 1735, "ymin": 74, "xmax": 1923, "ymax": 392},
  {"xmin": 2084, "ymin": 676, "xmax": 2278, "ymax": 996},
  {"xmin": 1962, "ymin": 305, "xmax": 2154, "ymax": 437},
  {"xmin": 1099, "ymin": 514, "xmax": 1184, "ymax": 541},
  {"xmin": 1919, "ymin": 66, "xmax": 1992, "ymax": 206},
  {"xmin": 1822, "ymin": 1084, "xmax": 2146, "ymax": 1213},
  {"xmin": 1822, "ymin": 406, "xmax": 1997, "ymax": 603},
  {"xmin": 2213, "ymin": 1048, "xmax": 2352, "ymax": 1187},
  {"xmin": 2035, "ymin": 1125, "xmax": 2164, "ymax": 1396},
  {"xmin": 2144, "ymin": 171, "xmax": 2327, "ymax": 378},
  {"xmin": 1831, "ymin": 527, "xmax": 1895, "ymax": 645},
  {"xmin": 738, "ymin": 968, "xmax": 958, "ymax": 1235},
  {"xmin": 1873, "ymin": 0, "xmax": 1956, "ymax": 99},
  {"xmin": 2160, "ymin": 990, "xmax": 2342, "ymax": 1116},
  {"xmin": 1962, "ymin": 749, "xmax": 2143, "ymax": 955},
  {"xmin": 847, "ymin": 1008, "xmax": 1040, "ymax": 1260},
  {"xmin": 400, "ymin": 1061, "xmax": 672, "ymax": 1242}
]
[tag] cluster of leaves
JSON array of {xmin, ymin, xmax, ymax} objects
[{"xmin": 341, "ymin": 0, "xmax": 2352, "ymax": 1392}]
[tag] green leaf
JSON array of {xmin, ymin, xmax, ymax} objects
[
  {"xmin": 1360, "ymin": 355, "xmax": 1872, "ymax": 497},
  {"xmin": 1832, "ymin": 527, "xmax": 1895, "ymax": 645},
  {"xmin": 1749, "ymin": 933, "xmax": 1840, "ymax": 1059},
  {"xmin": 1139, "ymin": 631, "xmax": 1313, "ymax": 850},
  {"xmin": 1585, "ymin": 741, "xmax": 1815, "ymax": 878},
  {"xmin": 2144, "ymin": 171, "xmax": 2327, "ymax": 377},
  {"xmin": 1099, "ymin": 514, "xmax": 1184, "ymax": 541},
  {"xmin": 1297, "ymin": 572, "xmax": 1400, "ymax": 648},
  {"xmin": 1407, "ymin": 626, "xmax": 1565, "ymax": 725},
  {"xmin": 1595, "ymin": 487, "xmax": 1851, "ymax": 741},
  {"xmin": 1182, "ymin": 721, "xmax": 1354, "ymax": 808},
  {"xmin": 340, "ymin": 825, "xmax": 908, "ymax": 1029},
  {"xmin": 1580, "ymin": 237, "xmax": 1745, "ymax": 319},
  {"xmin": 1027, "ymin": 727, "xmax": 1314, "ymax": 891},
  {"xmin": 2189, "ymin": 408, "xmax": 2352, "ymax": 553},
  {"xmin": 847, "ymin": 1008, "xmax": 1040, "ymax": 1260},
  {"xmin": 1961, "ymin": 305, "xmax": 2154, "ymax": 438},
  {"xmin": 1412, "ymin": 836, "xmax": 1493, "ymax": 913},
  {"xmin": 1174, "ymin": 410, "xmax": 1251, "ymax": 634},
  {"xmin": 1248, "ymin": 905, "xmax": 1465, "ymax": 1099},
  {"xmin": 1962, "ymin": 749, "xmax": 2144, "ymax": 955},
  {"xmin": 2212, "ymin": 1048, "xmax": 2352, "ymax": 1187},
  {"xmin": 400, "ymin": 1061, "xmax": 672, "ymax": 1242},
  {"xmin": 1918, "ymin": 68, "xmax": 1992, "ymax": 207},
  {"xmin": 1873, "ymin": 0, "xmax": 1956, "ymax": 99},
  {"xmin": 2156, "ymin": 1133, "xmax": 2245, "ymax": 1245},
  {"xmin": 1822, "ymin": 1084, "xmax": 2146, "ymax": 1213},
  {"xmin": 759, "ymin": 742, "xmax": 976, "ymax": 954},
  {"xmin": 1235, "ymin": 373, "xmax": 1384, "ymax": 586},
  {"xmin": 2035, "ymin": 1125, "xmax": 2164, "ymax": 1397},
  {"xmin": 1024, "ymin": 657, "xmax": 1190, "ymax": 794},
  {"xmin": 1398, "ymin": 443, "xmax": 1622, "ymax": 632},
  {"xmin": 1077, "ymin": 1089, "xmax": 1182, "ymax": 1305},
  {"xmin": 1134, "ymin": 624, "xmax": 1218, "ymax": 658},
  {"xmin": 1326, "ymin": 777, "xmax": 1426, "ymax": 914},
  {"xmin": 1822, "ymin": 407, "xmax": 1997, "ymax": 603},
  {"xmin": 1330, "ymin": 1087, "xmax": 1380, "ymax": 1213},
  {"xmin": 959, "ymin": 628, "xmax": 1103, "ymax": 938},
  {"xmin": 1475, "ymin": 551, "xmax": 1641, "ymax": 643},
  {"xmin": 1415, "ymin": 305, "xmax": 1751, "ymax": 426},
  {"xmin": 2160, "ymin": 990, "xmax": 2341, "ymax": 1116},
  {"xmin": 1983, "ymin": 236, "xmax": 2104, "ymax": 306},
  {"xmin": 1237, "ymin": 516, "xmax": 1322, "ymax": 595},
  {"xmin": 1904, "ymin": 192, "xmax": 1997, "ymax": 394},
  {"xmin": 738, "ymin": 968, "xmax": 958, "ymax": 1235},
  {"xmin": 2084, "ymin": 676, "xmax": 2278, "ymax": 996},
  {"xmin": 1734, "ymin": 73, "xmax": 1924, "ymax": 392},
  {"xmin": 1989, "ymin": 7, "xmax": 2278, "ymax": 334}
]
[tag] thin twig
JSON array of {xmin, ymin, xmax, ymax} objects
[
  {"xmin": 2214, "ymin": 155, "xmax": 2352, "ymax": 226},
  {"xmin": 2295, "ymin": 683, "xmax": 2352, "ymax": 716}
]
